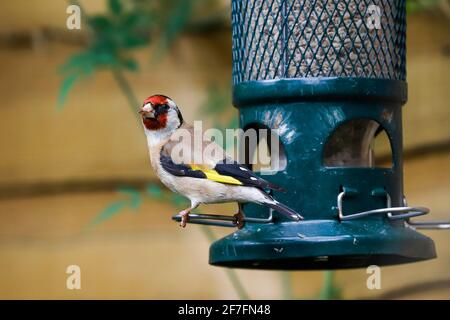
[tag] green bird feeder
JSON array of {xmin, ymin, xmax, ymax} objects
[{"xmin": 174, "ymin": 0, "xmax": 450, "ymax": 269}]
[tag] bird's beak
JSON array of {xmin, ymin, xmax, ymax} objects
[{"xmin": 138, "ymin": 109, "xmax": 155, "ymax": 119}]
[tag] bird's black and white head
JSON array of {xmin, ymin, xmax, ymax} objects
[{"xmin": 139, "ymin": 95, "xmax": 184, "ymax": 143}]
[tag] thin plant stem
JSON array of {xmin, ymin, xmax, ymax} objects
[
  {"xmin": 318, "ymin": 270, "xmax": 340, "ymax": 300},
  {"xmin": 68, "ymin": 0, "xmax": 140, "ymax": 118},
  {"xmin": 112, "ymin": 69, "xmax": 140, "ymax": 118},
  {"xmin": 281, "ymin": 272, "xmax": 294, "ymax": 299},
  {"xmin": 223, "ymin": 268, "xmax": 250, "ymax": 300},
  {"xmin": 199, "ymin": 225, "xmax": 250, "ymax": 300}
]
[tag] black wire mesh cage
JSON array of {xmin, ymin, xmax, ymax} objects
[{"xmin": 232, "ymin": 0, "xmax": 406, "ymax": 84}]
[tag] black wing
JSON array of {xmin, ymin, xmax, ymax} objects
[
  {"xmin": 160, "ymin": 152, "xmax": 284, "ymax": 192},
  {"xmin": 214, "ymin": 160, "xmax": 285, "ymax": 192},
  {"xmin": 159, "ymin": 155, "xmax": 207, "ymax": 179}
]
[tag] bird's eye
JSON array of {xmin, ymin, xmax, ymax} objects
[{"xmin": 159, "ymin": 104, "xmax": 170, "ymax": 112}]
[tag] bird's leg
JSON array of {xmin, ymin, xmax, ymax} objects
[
  {"xmin": 179, "ymin": 203, "xmax": 198, "ymax": 228},
  {"xmin": 233, "ymin": 203, "xmax": 245, "ymax": 229},
  {"xmin": 179, "ymin": 208, "xmax": 190, "ymax": 228}
]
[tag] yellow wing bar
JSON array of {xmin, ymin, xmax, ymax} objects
[{"xmin": 190, "ymin": 164, "xmax": 243, "ymax": 185}]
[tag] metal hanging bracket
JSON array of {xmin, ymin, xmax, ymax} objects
[
  {"xmin": 337, "ymin": 188, "xmax": 450, "ymax": 229},
  {"xmin": 402, "ymin": 196, "xmax": 450, "ymax": 230}
]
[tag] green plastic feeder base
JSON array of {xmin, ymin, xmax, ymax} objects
[
  {"xmin": 209, "ymin": 220, "xmax": 436, "ymax": 270},
  {"xmin": 206, "ymin": 77, "xmax": 437, "ymax": 270}
]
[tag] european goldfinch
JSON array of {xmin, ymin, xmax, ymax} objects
[{"xmin": 139, "ymin": 94, "xmax": 303, "ymax": 228}]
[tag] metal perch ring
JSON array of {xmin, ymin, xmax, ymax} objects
[{"xmin": 172, "ymin": 210, "xmax": 273, "ymax": 228}]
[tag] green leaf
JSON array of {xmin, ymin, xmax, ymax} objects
[
  {"xmin": 407, "ymin": 0, "xmax": 443, "ymax": 12},
  {"xmin": 94, "ymin": 51, "xmax": 118, "ymax": 67},
  {"xmin": 87, "ymin": 187, "xmax": 143, "ymax": 228},
  {"xmin": 59, "ymin": 52, "xmax": 95, "ymax": 75},
  {"xmin": 118, "ymin": 186, "xmax": 142, "ymax": 210},
  {"xmin": 109, "ymin": 0, "xmax": 122, "ymax": 15},
  {"xmin": 89, "ymin": 200, "xmax": 128, "ymax": 227},
  {"xmin": 318, "ymin": 271, "xmax": 342, "ymax": 300},
  {"xmin": 146, "ymin": 184, "xmax": 163, "ymax": 199},
  {"xmin": 171, "ymin": 194, "xmax": 188, "ymax": 208},
  {"xmin": 120, "ymin": 58, "xmax": 139, "ymax": 71},
  {"xmin": 88, "ymin": 15, "xmax": 112, "ymax": 31},
  {"xmin": 121, "ymin": 33, "xmax": 150, "ymax": 49},
  {"xmin": 57, "ymin": 51, "xmax": 99, "ymax": 110},
  {"xmin": 123, "ymin": 11, "xmax": 152, "ymax": 30},
  {"xmin": 156, "ymin": 0, "xmax": 194, "ymax": 56},
  {"xmin": 57, "ymin": 73, "xmax": 79, "ymax": 110},
  {"xmin": 199, "ymin": 85, "xmax": 230, "ymax": 115}
]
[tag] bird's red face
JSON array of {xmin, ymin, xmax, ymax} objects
[{"xmin": 139, "ymin": 95, "xmax": 182, "ymax": 131}]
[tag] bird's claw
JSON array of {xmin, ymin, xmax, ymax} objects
[
  {"xmin": 233, "ymin": 212, "xmax": 245, "ymax": 229},
  {"xmin": 179, "ymin": 210, "xmax": 190, "ymax": 228}
]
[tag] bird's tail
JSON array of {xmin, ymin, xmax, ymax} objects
[{"xmin": 265, "ymin": 199, "xmax": 304, "ymax": 221}]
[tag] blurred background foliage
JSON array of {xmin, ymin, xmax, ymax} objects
[
  {"xmin": 407, "ymin": 0, "xmax": 450, "ymax": 13},
  {"xmin": 59, "ymin": 0, "xmax": 229, "ymax": 109}
]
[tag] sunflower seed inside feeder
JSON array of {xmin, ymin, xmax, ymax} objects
[{"xmin": 239, "ymin": 0, "xmax": 399, "ymax": 81}]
